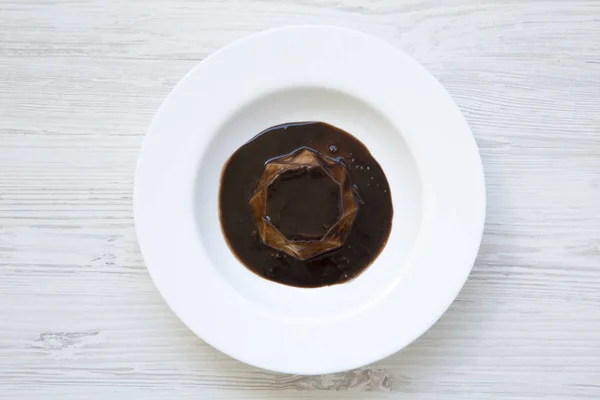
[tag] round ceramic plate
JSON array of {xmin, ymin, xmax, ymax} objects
[{"xmin": 134, "ymin": 26, "xmax": 485, "ymax": 375}]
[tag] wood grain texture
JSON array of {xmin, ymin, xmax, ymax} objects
[{"xmin": 1, "ymin": 0, "xmax": 599, "ymax": 398}]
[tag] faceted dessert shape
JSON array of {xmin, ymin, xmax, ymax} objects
[{"xmin": 249, "ymin": 147, "xmax": 360, "ymax": 260}]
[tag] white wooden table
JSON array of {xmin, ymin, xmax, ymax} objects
[{"xmin": 1, "ymin": 1, "xmax": 599, "ymax": 398}]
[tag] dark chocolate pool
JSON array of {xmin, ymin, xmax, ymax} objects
[{"xmin": 219, "ymin": 122, "xmax": 393, "ymax": 288}]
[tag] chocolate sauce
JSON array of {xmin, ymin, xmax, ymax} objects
[
  {"xmin": 266, "ymin": 167, "xmax": 341, "ymax": 241},
  {"xmin": 219, "ymin": 122, "xmax": 393, "ymax": 288}
]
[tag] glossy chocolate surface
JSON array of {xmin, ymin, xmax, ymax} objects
[{"xmin": 219, "ymin": 122, "xmax": 393, "ymax": 288}]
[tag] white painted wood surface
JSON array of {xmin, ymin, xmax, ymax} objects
[{"xmin": 1, "ymin": 0, "xmax": 599, "ymax": 398}]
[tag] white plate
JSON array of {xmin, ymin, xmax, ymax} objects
[{"xmin": 134, "ymin": 26, "xmax": 485, "ymax": 375}]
